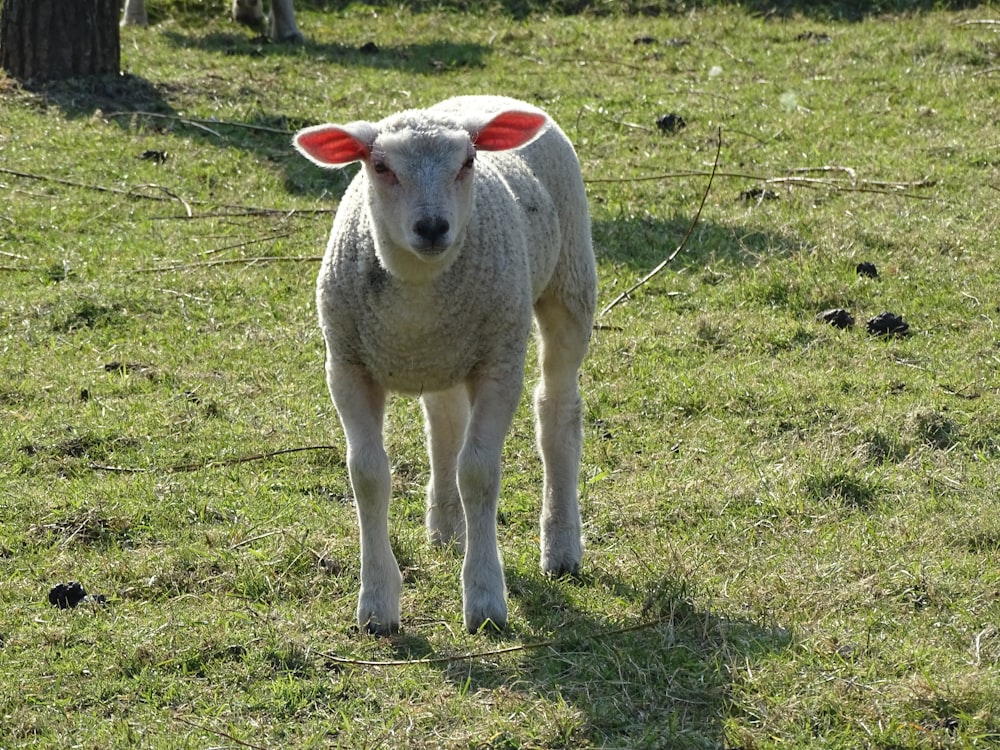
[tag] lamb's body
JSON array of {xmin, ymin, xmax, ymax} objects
[{"xmin": 295, "ymin": 96, "xmax": 596, "ymax": 634}]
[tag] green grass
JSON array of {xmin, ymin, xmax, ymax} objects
[{"xmin": 2, "ymin": 1, "xmax": 1000, "ymax": 747}]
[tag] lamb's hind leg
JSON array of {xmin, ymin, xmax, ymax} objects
[
  {"xmin": 421, "ymin": 384, "xmax": 470, "ymax": 549},
  {"xmin": 533, "ymin": 295, "xmax": 592, "ymax": 576}
]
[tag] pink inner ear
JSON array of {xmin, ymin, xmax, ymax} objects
[
  {"xmin": 295, "ymin": 127, "xmax": 370, "ymax": 165},
  {"xmin": 472, "ymin": 111, "xmax": 549, "ymax": 151}
]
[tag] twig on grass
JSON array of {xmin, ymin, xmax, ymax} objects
[
  {"xmin": 133, "ymin": 255, "xmax": 322, "ymax": 272},
  {"xmin": 0, "ymin": 265, "xmax": 47, "ymax": 273},
  {"xmin": 586, "ymin": 167, "xmax": 936, "ymax": 198},
  {"xmin": 172, "ymin": 715, "xmax": 267, "ymax": 750},
  {"xmin": 198, "ymin": 230, "xmax": 295, "ymax": 257},
  {"xmin": 0, "ymin": 166, "xmax": 333, "ymax": 218},
  {"xmin": 105, "ymin": 110, "xmax": 295, "ymax": 136},
  {"xmin": 317, "ymin": 613, "xmax": 679, "ymax": 668},
  {"xmin": 150, "ymin": 206, "xmax": 335, "ymax": 220},
  {"xmin": 88, "ymin": 445, "xmax": 339, "ymax": 474},
  {"xmin": 128, "ymin": 183, "xmax": 193, "ymax": 217},
  {"xmin": 597, "ymin": 128, "xmax": 722, "ymax": 318}
]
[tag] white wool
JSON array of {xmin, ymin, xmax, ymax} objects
[{"xmin": 295, "ymin": 96, "xmax": 597, "ymax": 635}]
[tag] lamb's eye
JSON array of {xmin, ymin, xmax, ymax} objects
[
  {"xmin": 373, "ymin": 161, "xmax": 389, "ymax": 174},
  {"xmin": 457, "ymin": 156, "xmax": 475, "ymax": 181}
]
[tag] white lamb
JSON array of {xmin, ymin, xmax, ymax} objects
[{"xmin": 293, "ymin": 95, "xmax": 597, "ymax": 634}]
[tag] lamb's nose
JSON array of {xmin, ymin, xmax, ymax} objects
[{"xmin": 414, "ymin": 217, "xmax": 450, "ymax": 245}]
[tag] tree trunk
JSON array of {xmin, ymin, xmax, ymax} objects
[{"xmin": 0, "ymin": 0, "xmax": 120, "ymax": 81}]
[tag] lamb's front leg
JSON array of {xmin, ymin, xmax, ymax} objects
[
  {"xmin": 329, "ymin": 361, "xmax": 401, "ymax": 635},
  {"xmin": 459, "ymin": 374, "xmax": 523, "ymax": 633}
]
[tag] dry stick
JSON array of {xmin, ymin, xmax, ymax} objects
[
  {"xmin": 133, "ymin": 255, "xmax": 322, "ymax": 272},
  {"xmin": 151, "ymin": 207, "xmax": 335, "ymax": 220},
  {"xmin": 198, "ymin": 230, "xmax": 295, "ymax": 257},
  {"xmin": 128, "ymin": 183, "xmax": 193, "ymax": 216},
  {"xmin": 317, "ymin": 613, "xmax": 677, "ymax": 668},
  {"xmin": 587, "ymin": 168, "xmax": 936, "ymax": 196},
  {"xmin": 105, "ymin": 110, "xmax": 294, "ymax": 136},
  {"xmin": 0, "ymin": 166, "xmax": 321, "ymax": 217},
  {"xmin": 172, "ymin": 715, "xmax": 267, "ymax": 750},
  {"xmin": 89, "ymin": 445, "xmax": 338, "ymax": 474},
  {"xmin": 598, "ymin": 128, "xmax": 723, "ymax": 319}
]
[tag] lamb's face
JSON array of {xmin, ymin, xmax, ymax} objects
[{"xmin": 366, "ymin": 125, "xmax": 477, "ymax": 262}]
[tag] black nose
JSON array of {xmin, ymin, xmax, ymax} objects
[{"xmin": 413, "ymin": 217, "xmax": 450, "ymax": 245}]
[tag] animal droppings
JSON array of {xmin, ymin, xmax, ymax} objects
[
  {"xmin": 866, "ymin": 311, "xmax": 910, "ymax": 337},
  {"xmin": 856, "ymin": 261, "xmax": 879, "ymax": 278},
  {"xmin": 817, "ymin": 308, "xmax": 854, "ymax": 329},
  {"xmin": 656, "ymin": 113, "xmax": 687, "ymax": 133},
  {"xmin": 48, "ymin": 581, "xmax": 106, "ymax": 609},
  {"xmin": 740, "ymin": 187, "xmax": 780, "ymax": 203}
]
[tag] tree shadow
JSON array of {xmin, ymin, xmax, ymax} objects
[
  {"xmin": 707, "ymin": 0, "xmax": 991, "ymax": 22},
  {"xmin": 157, "ymin": 28, "xmax": 490, "ymax": 74},
  {"xmin": 290, "ymin": 0, "xmax": 992, "ymax": 22}
]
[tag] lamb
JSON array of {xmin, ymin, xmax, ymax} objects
[
  {"xmin": 121, "ymin": 0, "xmax": 303, "ymax": 44},
  {"xmin": 293, "ymin": 95, "xmax": 597, "ymax": 635}
]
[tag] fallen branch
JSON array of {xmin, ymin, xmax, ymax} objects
[
  {"xmin": 597, "ymin": 128, "xmax": 722, "ymax": 318},
  {"xmin": 89, "ymin": 445, "xmax": 338, "ymax": 473}
]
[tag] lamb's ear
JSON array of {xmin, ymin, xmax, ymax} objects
[
  {"xmin": 471, "ymin": 111, "xmax": 549, "ymax": 152},
  {"xmin": 293, "ymin": 121, "xmax": 378, "ymax": 167}
]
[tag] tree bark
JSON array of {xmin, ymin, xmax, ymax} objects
[{"xmin": 1, "ymin": 0, "xmax": 120, "ymax": 81}]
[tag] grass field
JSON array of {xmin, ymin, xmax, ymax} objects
[{"xmin": 2, "ymin": 1, "xmax": 999, "ymax": 747}]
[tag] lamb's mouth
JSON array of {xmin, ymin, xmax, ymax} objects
[{"xmin": 411, "ymin": 241, "xmax": 451, "ymax": 257}]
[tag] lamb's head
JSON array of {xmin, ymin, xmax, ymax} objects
[{"xmin": 294, "ymin": 106, "xmax": 549, "ymax": 280}]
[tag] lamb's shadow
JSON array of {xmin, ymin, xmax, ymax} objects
[
  {"xmin": 592, "ymin": 211, "xmax": 802, "ymax": 274},
  {"xmin": 388, "ymin": 566, "xmax": 790, "ymax": 746}
]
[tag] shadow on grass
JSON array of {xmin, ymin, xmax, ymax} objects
[
  {"xmin": 195, "ymin": 0, "xmax": 1000, "ymax": 23},
  {"xmin": 594, "ymin": 213, "xmax": 803, "ymax": 272},
  {"xmin": 159, "ymin": 28, "xmax": 490, "ymax": 73},
  {"xmin": 398, "ymin": 568, "xmax": 791, "ymax": 747}
]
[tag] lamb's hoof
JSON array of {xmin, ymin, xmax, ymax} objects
[
  {"xmin": 541, "ymin": 547, "xmax": 582, "ymax": 579},
  {"xmin": 463, "ymin": 591, "xmax": 508, "ymax": 634},
  {"xmin": 359, "ymin": 612, "xmax": 399, "ymax": 636},
  {"xmin": 357, "ymin": 592, "xmax": 400, "ymax": 636},
  {"xmin": 465, "ymin": 612, "xmax": 507, "ymax": 635},
  {"xmin": 543, "ymin": 561, "xmax": 581, "ymax": 579},
  {"xmin": 426, "ymin": 503, "xmax": 465, "ymax": 550},
  {"xmin": 427, "ymin": 524, "xmax": 465, "ymax": 553}
]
